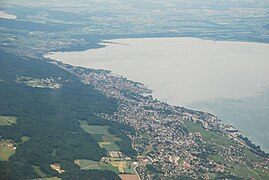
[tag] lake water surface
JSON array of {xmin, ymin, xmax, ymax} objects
[
  {"xmin": 46, "ymin": 37, "xmax": 269, "ymax": 151},
  {"xmin": 0, "ymin": 11, "xmax": 17, "ymax": 19}
]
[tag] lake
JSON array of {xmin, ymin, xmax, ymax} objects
[{"xmin": 46, "ymin": 37, "xmax": 269, "ymax": 152}]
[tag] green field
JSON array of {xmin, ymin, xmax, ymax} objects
[
  {"xmin": 0, "ymin": 116, "xmax": 17, "ymax": 126},
  {"xmin": 186, "ymin": 121, "xmax": 235, "ymax": 147},
  {"xmin": 74, "ymin": 159, "xmax": 101, "ymax": 170},
  {"xmin": 123, "ymin": 161, "xmax": 136, "ymax": 174},
  {"xmin": 0, "ymin": 140, "xmax": 16, "ymax": 161},
  {"xmin": 98, "ymin": 142, "xmax": 120, "ymax": 151},
  {"xmin": 74, "ymin": 159, "xmax": 119, "ymax": 173},
  {"xmin": 244, "ymin": 149, "xmax": 262, "ymax": 161},
  {"xmin": 79, "ymin": 121, "xmax": 110, "ymax": 135},
  {"xmin": 106, "ymin": 160, "xmax": 135, "ymax": 174},
  {"xmin": 227, "ymin": 163, "xmax": 262, "ymax": 179},
  {"xmin": 208, "ymin": 154, "xmax": 226, "ymax": 164},
  {"xmin": 100, "ymin": 162, "xmax": 119, "ymax": 173},
  {"xmin": 253, "ymin": 167, "xmax": 269, "ymax": 179},
  {"xmin": 92, "ymin": 133, "xmax": 120, "ymax": 143},
  {"xmin": 79, "ymin": 121, "xmax": 121, "ymax": 151},
  {"xmin": 21, "ymin": 136, "xmax": 30, "ymax": 143},
  {"xmin": 102, "ymin": 135, "xmax": 121, "ymax": 142},
  {"xmin": 74, "ymin": 159, "xmax": 135, "ymax": 174}
]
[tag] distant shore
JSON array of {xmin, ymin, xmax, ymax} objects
[{"xmin": 45, "ymin": 37, "xmax": 269, "ymax": 105}]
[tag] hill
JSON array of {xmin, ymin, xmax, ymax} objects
[{"xmin": 0, "ymin": 49, "xmax": 134, "ymax": 179}]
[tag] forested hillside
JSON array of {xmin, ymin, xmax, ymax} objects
[{"xmin": 0, "ymin": 50, "xmax": 131, "ymax": 179}]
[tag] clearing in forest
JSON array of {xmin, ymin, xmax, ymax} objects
[{"xmin": 0, "ymin": 116, "xmax": 17, "ymax": 126}]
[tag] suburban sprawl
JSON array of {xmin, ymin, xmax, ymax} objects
[{"xmin": 47, "ymin": 60, "xmax": 269, "ymax": 179}]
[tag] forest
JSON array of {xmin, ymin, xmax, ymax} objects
[{"xmin": 0, "ymin": 50, "xmax": 134, "ymax": 179}]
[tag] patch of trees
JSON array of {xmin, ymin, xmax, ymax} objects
[{"xmin": 0, "ymin": 161, "xmax": 37, "ymax": 180}]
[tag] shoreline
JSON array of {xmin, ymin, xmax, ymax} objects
[
  {"xmin": 45, "ymin": 37, "xmax": 269, "ymax": 105},
  {"xmin": 45, "ymin": 37, "xmax": 269, "ymax": 152},
  {"xmin": 51, "ymin": 56, "xmax": 269, "ymax": 167}
]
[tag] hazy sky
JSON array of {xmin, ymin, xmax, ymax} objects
[{"xmin": 2, "ymin": 0, "xmax": 269, "ymax": 9}]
